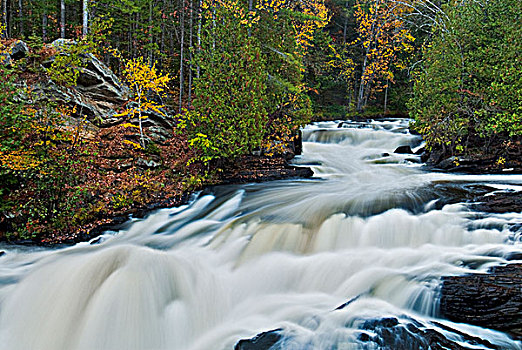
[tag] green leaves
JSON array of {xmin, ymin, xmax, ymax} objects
[
  {"xmin": 410, "ymin": 0, "xmax": 522, "ymax": 152},
  {"xmin": 186, "ymin": 3, "xmax": 268, "ymax": 161}
]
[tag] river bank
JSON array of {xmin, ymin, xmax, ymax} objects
[{"xmin": 1, "ymin": 151, "xmax": 314, "ymax": 246}]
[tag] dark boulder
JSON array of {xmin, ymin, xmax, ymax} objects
[
  {"xmin": 427, "ymin": 149, "xmax": 445, "ymax": 165},
  {"xmin": 394, "ymin": 145, "xmax": 413, "ymax": 154},
  {"xmin": 235, "ymin": 329, "xmax": 283, "ymax": 350},
  {"xmin": 358, "ymin": 317, "xmax": 500, "ymax": 349},
  {"xmin": 293, "ymin": 129, "xmax": 303, "ymax": 156},
  {"xmin": 436, "ymin": 156, "xmax": 458, "ymax": 170},
  {"xmin": 409, "ymin": 127, "xmax": 421, "ymax": 136},
  {"xmin": 9, "ymin": 40, "xmax": 29, "ymax": 60},
  {"xmin": 420, "ymin": 151, "xmax": 430, "ymax": 163},
  {"xmin": 440, "ymin": 263, "xmax": 522, "ymax": 338}
]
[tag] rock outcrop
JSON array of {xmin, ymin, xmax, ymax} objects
[
  {"xmin": 33, "ymin": 39, "xmax": 174, "ymax": 145},
  {"xmin": 440, "ymin": 263, "xmax": 522, "ymax": 339},
  {"xmin": 216, "ymin": 155, "xmax": 314, "ymax": 184},
  {"xmin": 36, "ymin": 39, "xmax": 129, "ymax": 124},
  {"xmin": 1, "ymin": 39, "xmax": 29, "ymax": 66}
]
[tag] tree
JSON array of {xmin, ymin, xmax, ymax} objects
[
  {"xmin": 353, "ymin": 0, "xmax": 414, "ymax": 112},
  {"xmin": 117, "ymin": 57, "xmax": 171, "ymax": 148},
  {"xmin": 184, "ymin": 0, "xmax": 268, "ymax": 161},
  {"xmin": 83, "ymin": 0, "xmax": 89, "ymax": 37},
  {"xmin": 409, "ymin": 0, "xmax": 522, "ymax": 153}
]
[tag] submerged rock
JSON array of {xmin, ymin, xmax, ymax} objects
[
  {"xmin": 235, "ymin": 329, "xmax": 283, "ymax": 350},
  {"xmin": 358, "ymin": 317, "xmax": 501, "ymax": 350}
]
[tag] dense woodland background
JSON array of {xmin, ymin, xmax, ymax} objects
[{"xmin": 0, "ymin": 0, "xmax": 520, "ymax": 241}]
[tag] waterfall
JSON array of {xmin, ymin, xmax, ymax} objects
[{"xmin": 0, "ymin": 119, "xmax": 521, "ymax": 350}]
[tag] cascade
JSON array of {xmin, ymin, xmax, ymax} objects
[{"xmin": 0, "ymin": 119, "xmax": 521, "ymax": 350}]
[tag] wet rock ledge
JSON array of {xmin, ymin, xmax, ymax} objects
[
  {"xmin": 216, "ymin": 155, "xmax": 313, "ymax": 185},
  {"xmin": 440, "ymin": 263, "xmax": 522, "ymax": 339}
]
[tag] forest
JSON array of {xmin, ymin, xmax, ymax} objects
[{"xmin": 0, "ymin": 0, "xmax": 520, "ymax": 242}]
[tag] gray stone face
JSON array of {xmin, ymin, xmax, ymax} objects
[
  {"xmin": 12, "ymin": 39, "xmax": 174, "ymax": 144},
  {"xmin": 42, "ymin": 41, "xmax": 131, "ymax": 125},
  {"xmin": 9, "ymin": 40, "xmax": 29, "ymax": 60}
]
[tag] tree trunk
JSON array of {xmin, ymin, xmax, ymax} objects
[
  {"xmin": 138, "ymin": 93, "xmax": 145, "ymax": 148},
  {"xmin": 196, "ymin": 0, "xmax": 202, "ymax": 78},
  {"xmin": 7, "ymin": 0, "xmax": 12, "ymax": 37},
  {"xmin": 179, "ymin": 0, "xmax": 185, "ymax": 113},
  {"xmin": 357, "ymin": 55, "xmax": 368, "ymax": 112},
  {"xmin": 128, "ymin": 13, "xmax": 132, "ymax": 57},
  {"xmin": 342, "ymin": 9, "xmax": 348, "ymax": 45},
  {"xmin": 60, "ymin": 0, "xmax": 65, "ymax": 38},
  {"xmin": 82, "ymin": 0, "xmax": 88, "ymax": 38},
  {"xmin": 188, "ymin": 0, "xmax": 193, "ymax": 107},
  {"xmin": 2, "ymin": 0, "xmax": 7, "ymax": 38},
  {"xmin": 148, "ymin": 0, "xmax": 153, "ymax": 65},
  {"xmin": 18, "ymin": 0, "xmax": 22, "ymax": 37},
  {"xmin": 248, "ymin": 0, "xmax": 253, "ymax": 37},
  {"xmin": 160, "ymin": 0, "xmax": 166, "ymax": 68},
  {"xmin": 42, "ymin": 11, "xmax": 47, "ymax": 42},
  {"xmin": 383, "ymin": 78, "xmax": 389, "ymax": 113}
]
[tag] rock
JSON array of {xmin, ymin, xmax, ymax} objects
[
  {"xmin": 87, "ymin": 216, "xmax": 131, "ymax": 238},
  {"xmin": 440, "ymin": 263, "xmax": 522, "ymax": 338},
  {"xmin": 0, "ymin": 251, "xmax": 5, "ymax": 257},
  {"xmin": 136, "ymin": 157, "xmax": 161, "ymax": 169},
  {"xmin": 359, "ymin": 317, "xmax": 500, "ymax": 349},
  {"xmin": 436, "ymin": 156, "xmax": 457, "ymax": 170},
  {"xmin": 335, "ymin": 295, "xmax": 360, "ymax": 310},
  {"xmin": 394, "ymin": 145, "xmax": 413, "ymax": 154},
  {"xmin": 472, "ymin": 191, "xmax": 522, "ymax": 214},
  {"xmin": 420, "ymin": 151, "xmax": 430, "ymax": 163},
  {"xmin": 126, "ymin": 103, "xmax": 174, "ymax": 131},
  {"xmin": 427, "ymin": 149, "xmax": 445, "ymax": 165},
  {"xmin": 89, "ymin": 237, "xmax": 104, "ymax": 245},
  {"xmin": 409, "ymin": 127, "xmax": 421, "ymax": 136},
  {"xmin": 148, "ymin": 126, "xmax": 171, "ymax": 143},
  {"xmin": 9, "ymin": 40, "xmax": 29, "ymax": 60},
  {"xmin": 50, "ymin": 38, "xmax": 76, "ymax": 50},
  {"xmin": 39, "ymin": 40, "xmax": 130, "ymax": 125},
  {"xmin": 217, "ymin": 155, "xmax": 313, "ymax": 185},
  {"xmin": 235, "ymin": 329, "xmax": 283, "ymax": 350}
]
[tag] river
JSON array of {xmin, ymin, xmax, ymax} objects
[{"xmin": 0, "ymin": 119, "xmax": 521, "ymax": 349}]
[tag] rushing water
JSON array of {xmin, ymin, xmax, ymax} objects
[{"xmin": 1, "ymin": 119, "xmax": 522, "ymax": 350}]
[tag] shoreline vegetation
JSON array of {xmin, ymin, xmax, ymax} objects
[{"xmin": 1, "ymin": 0, "xmax": 521, "ymax": 245}]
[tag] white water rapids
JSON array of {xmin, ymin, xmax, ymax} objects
[{"xmin": 1, "ymin": 119, "xmax": 521, "ymax": 349}]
